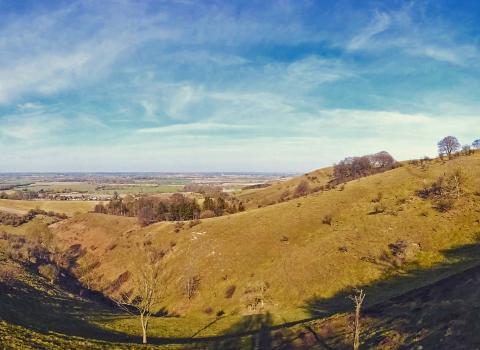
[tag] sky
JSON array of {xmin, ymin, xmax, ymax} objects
[{"xmin": 0, "ymin": 0, "xmax": 479, "ymax": 172}]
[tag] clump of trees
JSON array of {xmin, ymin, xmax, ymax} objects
[
  {"xmin": 437, "ymin": 136, "xmax": 479, "ymax": 158},
  {"xmin": 96, "ymin": 192, "xmax": 245, "ymax": 226},
  {"xmin": 95, "ymin": 193, "xmax": 201, "ymax": 226},
  {"xmin": 333, "ymin": 151, "xmax": 397, "ymax": 184}
]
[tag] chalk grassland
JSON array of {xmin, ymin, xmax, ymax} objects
[
  {"xmin": 52, "ymin": 153, "xmax": 480, "ymax": 326},
  {"xmin": 0, "ymin": 199, "xmax": 99, "ymax": 216},
  {"xmin": 1, "ymin": 152, "xmax": 480, "ymax": 348},
  {"xmin": 237, "ymin": 167, "xmax": 332, "ymax": 209}
]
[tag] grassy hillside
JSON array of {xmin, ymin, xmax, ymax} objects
[
  {"xmin": 2, "ymin": 151, "xmax": 480, "ymax": 348},
  {"xmin": 0, "ymin": 199, "xmax": 100, "ymax": 216},
  {"xmin": 52, "ymin": 152, "xmax": 480, "ymax": 321},
  {"xmin": 237, "ymin": 167, "xmax": 332, "ymax": 209}
]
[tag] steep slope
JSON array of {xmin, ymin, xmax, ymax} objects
[
  {"xmin": 52, "ymin": 152, "xmax": 480, "ymax": 323},
  {"xmin": 237, "ymin": 167, "xmax": 332, "ymax": 209}
]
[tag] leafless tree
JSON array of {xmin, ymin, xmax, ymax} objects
[
  {"xmin": 472, "ymin": 139, "xmax": 480, "ymax": 150},
  {"xmin": 113, "ymin": 247, "xmax": 167, "ymax": 344},
  {"xmin": 349, "ymin": 289, "xmax": 366, "ymax": 350},
  {"xmin": 438, "ymin": 136, "xmax": 461, "ymax": 158}
]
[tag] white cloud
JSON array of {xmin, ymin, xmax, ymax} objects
[
  {"xmin": 136, "ymin": 122, "xmax": 253, "ymax": 134},
  {"xmin": 347, "ymin": 11, "xmax": 391, "ymax": 51}
]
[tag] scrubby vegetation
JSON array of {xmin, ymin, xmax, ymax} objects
[
  {"xmin": 95, "ymin": 192, "xmax": 245, "ymax": 226},
  {"xmin": 332, "ymin": 151, "xmax": 398, "ymax": 184}
]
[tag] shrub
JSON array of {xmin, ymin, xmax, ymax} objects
[
  {"xmin": 38, "ymin": 264, "xmax": 59, "ymax": 283},
  {"xmin": 174, "ymin": 222, "xmax": 184, "ymax": 233},
  {"xmin": 225, "ymin": 285, "xmax": 236, "ymax": 298},
  {"xmin": 435, "ymin": 198, "xmax": 454, "ymax": 212},
  {"xmin": 294, "ymin": 180, "xmax": 310, "ymax": 197},
  {"xmin": 184, "ymin": 275, "xmax": 200, "ymax": 300},
  {"xmin": 322, "ymin": 214, "xmax": 333, "ymax": 225},
  {"xmin": 371, "ymin": 203, "xmax": 386, "ymax": 214},
  {"xmin": 371, "ymin": 192, "xmax": 383, "ymax": 203},
  {"xmin": 0, "ymin": 265, "xmax": 18, "ymax": 286}
]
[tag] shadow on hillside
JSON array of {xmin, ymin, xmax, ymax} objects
[
  {"xmin": 304, "ymin": 241, "xmax": 480, "ymax": 318},
  {"xmin": 0, "ymin": 270, "xmax": 135, "ymax": 343},
  {"xmin": 2, "ymin": 241, "xmax": 480, "ymax": 348}
]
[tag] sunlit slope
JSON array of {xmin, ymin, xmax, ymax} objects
[
  {"xmin": 237, "ymin": 167, "xmax": 332, "ymax": 209},
  {"xmin": 0, "ymin": 199, "xmax": 99, "ymax": 216},
  {"xmin": 52, "ymin": 153, "xmax": 480, "ymax": 319}
]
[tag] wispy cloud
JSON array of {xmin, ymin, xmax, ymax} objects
[
  {"xmin": 136, "ymin": 122, "xmax": 253, "ymax": 134},
  {"xmin": 347, "ymin": 11, "xmax": 391, "ymax": 51},
  {"xmin": 1, "ymin": 0, "xmax": 479, "ymax": 171}
]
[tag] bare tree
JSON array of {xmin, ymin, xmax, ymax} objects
[
  {"xmin": 349, "ymin": 289, "xmax": 366, "ymax": 350},
  {"xmin": 437, "ymin": 136, "xmax": 461, "ymax": 158},
  {"xmin": 113, "ymin": 247, "xmax": 167, "ymax": 344}
]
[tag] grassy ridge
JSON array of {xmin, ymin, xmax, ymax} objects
[
  {"xmin": 53, "ymin": 153, "xmax": 480, "ymax": 319},
  {"xmin": 0, "ymin": 199, "xmax": 99, "ymax": 216},
  {"xmin": 237, "ymin": 167, "xmax": 332, "ymax": 209}
]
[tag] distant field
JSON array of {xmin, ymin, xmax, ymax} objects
[
  {"xmin": 11, "ymin": 181, "xmax": 188, "ymax": 195},
  {"xmin": 95, "ymin": 184, "xmax": 185, "ymax": 194},
  {"xmin": 20, "ymin": 181, "xmax": 98, "ymax": 193},
  {"xmin": 0, "ymin": 199, "xmax": 99, "ymax": 216}
]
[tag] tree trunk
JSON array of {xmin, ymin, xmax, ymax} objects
[
  {"xmin": 353, "ymin": 305, "xmax": 360, "ymax": 350},
  {"xmin": 141, "ymin": 314, "xmax": 148, "ymax": 344}
]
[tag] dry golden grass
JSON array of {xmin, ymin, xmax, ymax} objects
[
  {"xmin": 52, "ymin": 153, "xmax": 480, "ymax": 323},
  {"xmin": 237, "ymin": 167, "xmax": 332, "ymax": 209},
  {"xmin": 0, "ymin": 199, "xmax": 100, "ymax": 216}
]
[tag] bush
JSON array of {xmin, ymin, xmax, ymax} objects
[
  {"xmin": 38, "ymin": 264, "xmax": 59, "ymax": 283},
  {"xmin": 371, "ymin": 192, "xmax": 383, "ymax": 203},
  {"xmin": 435, "ymin": 198, "xmax": 454, "ymax": 212},
  {"xmin": 371, "ymin": 203, "xmax": 386, "ymax": 214},
  {"xmin": 0, "ymin": 265, "xmax": 18, "ymax": 286},
  {"xmin": 322, "ymin": 214, "xmax": 333, "ymax": 225},
  {"xmin": 294, "ymin": 180, "xmax": 310, "ymax": 197},
  {"xmin": 225, "ymin": 285, "xmax": 236, "ymax": 298}
]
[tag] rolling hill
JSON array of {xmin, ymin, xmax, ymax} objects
[{"xmin": 2, "ymin": 151, "xmax": 480, "ymax": 348}]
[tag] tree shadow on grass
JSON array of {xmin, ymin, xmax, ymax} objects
[
  {"xmin": 301, "ymin": 241, "xmax": 480, "ymax": 349},
  {"xmin": 304, "ymin": 241, "xmax": 480, "ymax": 318},
  {"xmin": 3, "ymin": 241, "xmax": 480, "ymax": 349}
]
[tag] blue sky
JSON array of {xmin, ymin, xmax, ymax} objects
[{"xmin": 1, "ymin": 0, "xmax": 479, "ymax": 172}]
